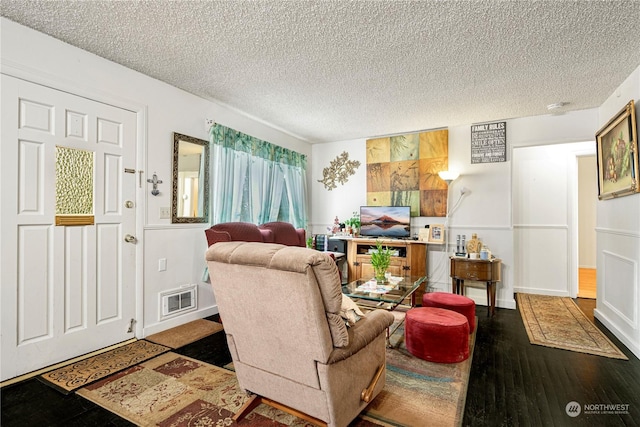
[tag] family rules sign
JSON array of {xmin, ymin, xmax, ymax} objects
[{"xmin": 471, "ymin": 121, "xmax": 506, "ymax": 164}]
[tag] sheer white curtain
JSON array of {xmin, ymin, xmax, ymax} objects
[
  {"xmin": 282, "ymin": 162, "xmax": 307, "ymax": 228},
  {"xmin": 248, "ymin": 156, "xmax": 286, "ymax": 224},
  {"xmin": 210, "ymin": 124, "xmax": 307, "ymax": 229},
  {"xmin": 212, "ymin": 144, "xmax": 248, "ymax": 223}
]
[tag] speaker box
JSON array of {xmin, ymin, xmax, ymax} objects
[
  {"xmin": 327, "ymin": 238, "xmax": 347, "ymax": 254},
  {"xmin": 314, "ymin": 236, "xmax": 347, "ymax": 254}
]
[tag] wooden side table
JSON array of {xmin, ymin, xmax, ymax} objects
[{"xmin": 450, "ymin": 257, "xmax": 502, "ymax": 316}]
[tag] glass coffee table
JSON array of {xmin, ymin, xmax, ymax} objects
[
  {"xmin": 342, "ymin": 276, "xmax": 427, "ymax": 346},
  {"xmin": 342, "ymin": 275, "xmax": 427, "ymax": 310}
]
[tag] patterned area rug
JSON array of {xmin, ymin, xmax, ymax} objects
[
  {"xmin": 146, "ymin": 319, "xmax": 224, "ymax": 349},
  {"xmin": 76, "ymin": 324, "xmax": 474, "ymax": 426},
  {"xmin": 360, "ymin": 321, "xmax": 476, "ymax": 427},
  {"xmin": 77, "ymin": 352, "xmax": 381, "ymax": 426},
  {"xmin": 517, "ymin": 293, "xmax": 628, "ymax": 360},
  {"xmin": 39, "ymin": 340, "xmax": 170, "ymax": 394}
]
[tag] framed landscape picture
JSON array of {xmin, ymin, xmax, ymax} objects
[{"xmin": 595, "ymin": 100, "xmax": 639, "ymax": 200}]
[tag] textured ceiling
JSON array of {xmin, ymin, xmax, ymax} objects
[{"xmin": 2, "ymin": 1, "xmax": 640, "ymax": 143}]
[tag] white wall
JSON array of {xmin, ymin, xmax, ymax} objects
[
  {"xmin": 578, "ymin": 155, "xmax": 597, "ymax": 268},
  {"xmin": 312, "ymin": 109, "xmax": 598, "ymax": 311},
  {"xmin": 1, "ymin": 18, "xmax": 311, "ymax": 336},
  {"xmin": 594, "ymin": 64, "xmax": 640, "ymax": 359}
]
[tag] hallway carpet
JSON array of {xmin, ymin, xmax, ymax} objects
[{"xmin": 517, "ymin": 293, "xmax": 627, "ymax": 360}]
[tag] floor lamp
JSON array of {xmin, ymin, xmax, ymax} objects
[
  {"xmin": 439, "ymin": 170, "xmax": 461, "ymax": 290},
  {"xmin": 439, "ymin": 170, "xmax": 460, "ymax": 224}
]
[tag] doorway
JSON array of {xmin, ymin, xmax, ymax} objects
[
  {"xmin": 577, "ymin": 155, "xmax": 597, "ymax": 299},
  {"xmin": 512, "ymin": 141, "xmax": 595, "ymax": 297}
]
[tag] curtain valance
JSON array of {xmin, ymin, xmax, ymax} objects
[{"xmin": 210, "ymin": 124, "xmax": 306, "ymax": 169}]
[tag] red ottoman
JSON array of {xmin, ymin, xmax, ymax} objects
[
  {"xmin": 423, "ymin": 292, "xmax": 476, "ymax": 333},
  {"xmin": 404, "ymin": 307, "xmax": 469, "ymax": 363}
]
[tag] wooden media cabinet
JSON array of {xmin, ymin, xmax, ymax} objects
[{"xmin": 346, "ymin": 238, "xmax": 427, "ymax": 304}]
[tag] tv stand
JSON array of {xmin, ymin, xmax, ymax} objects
[{"xmin": 346, "ymin": 238, "xmax": 427, "ymax": 304}]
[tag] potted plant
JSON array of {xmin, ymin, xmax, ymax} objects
[
  {"xmin": 370, "ymin": 240, "xmax": 392, "ymax": 283},
  {"xmin": 344, "ymin": 211, "xmax": 361, "ymax": 236}
]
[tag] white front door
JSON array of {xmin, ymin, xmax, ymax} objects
[{"xmin": 1, "ymin": 75, "xmax": 138, "ymax": 381}]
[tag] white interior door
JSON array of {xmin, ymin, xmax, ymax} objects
[{"xmin": 1, "ymin": 75, "xmax": 137, "ymax": 381}]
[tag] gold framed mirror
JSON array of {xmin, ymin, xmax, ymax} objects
[{"xmin": 172, "ymin": 132, "xmax": 210, "ymax": 223}]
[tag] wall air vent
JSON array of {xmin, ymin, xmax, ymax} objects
[{"xmin": 160, "ymin": 285, "xmax": 197, "ymax": 319}]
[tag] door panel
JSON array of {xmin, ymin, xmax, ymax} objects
[
  {"xmin": 97, "ymin": 223, "xmax": 121, "ymax": 323},
  {"xmin": 19, "ymin": 140, "xmax": 45, "ymax": 214},
  {"xmin": 17, "ymin": 225, "xmax": 52, "ymax": 344},
  {"xmin": 1, "ymin": 75, "xmax": 137, "ymax": 381},
  {"xmin": 64, "ymin": 226, "xmax": 87, "ymax": 332}
]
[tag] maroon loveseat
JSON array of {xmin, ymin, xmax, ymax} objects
[
  {"xmin": 205, "ymin": 221, "xmax": 342, "ymax": 285},
  {"xmin": 205, "ymin": 221, "xmax": 306, "ymax": 248}
]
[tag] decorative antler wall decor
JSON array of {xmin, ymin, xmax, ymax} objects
[{"xmin": 318, "ymin": 151, "xmax": 360, "ymax": 190}]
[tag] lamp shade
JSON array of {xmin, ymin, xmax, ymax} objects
[{"xmin": 438, "ymin": 170, "xmax": 459, "ymax": 183}]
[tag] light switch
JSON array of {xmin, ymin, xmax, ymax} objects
[
  {"xmin": 159, "ymin": 207, "xmax": 170, "ymax": 219},
  {"xmin": 158, "ymin": 258, "xmax": 167, "ymax": 271}
]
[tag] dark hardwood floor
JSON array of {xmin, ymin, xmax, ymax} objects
[
  {"xmin": 2, "ymin": 304, "xmax": 639, "ymax": 426},
  {"xmin": 464, "ymin": 299, "xmax": 640, "ymax": 427}
]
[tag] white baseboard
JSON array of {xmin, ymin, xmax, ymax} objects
[
  {"xmin": 143, "ymin": 305, "xmax": 219, "ymax": 338},
  {"xmin": 593, "ymin": 308, "xmax": 640, "ymax": 361},
  {"xmin": 428, "ymin": 285, "xmax": 516, "ymax": 310},
  {"xmin": 498, "ymin": 297, "xmax": 516, "ymax": 310},
  {"xmin": 463, "ymin": 294, "xmax": 516, "ymax": 311}
]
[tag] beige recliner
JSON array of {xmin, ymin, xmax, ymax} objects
[{"xmin": 206, "ymin": 241, "xmax": 394, "ymax": 427}]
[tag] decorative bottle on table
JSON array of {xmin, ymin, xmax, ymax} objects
[
  {"xmin": 466, "ymin": 233, "xmax": 482, "ymax": 258},
  {"xmin": 455, "ymin": 235, "xmax": 466, "ymax": 257}
]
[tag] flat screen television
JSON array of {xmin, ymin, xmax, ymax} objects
[{"xmin": 359, "ymin": 206, "xmax": 411, "ymax": 238}]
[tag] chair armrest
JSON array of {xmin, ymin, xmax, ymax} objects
[
  {"xmin": 327, "ymin": 309, "xmax": 394, "ymax": 364},
  {"xmin": 296, "ymin": 228, "xmax": 306, "ymax": 247},
  {"xmin": 205, "ymin": 229, "xmax": 231, "ymax": 247}
]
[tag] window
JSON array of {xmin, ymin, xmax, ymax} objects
[
  {"xmin": 210, "ymin": 124, "xmax": 307, "ymax": 229},
  {"xmin": 55, "ymin": 146, "xmax": 94, "ymax": 226}
]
